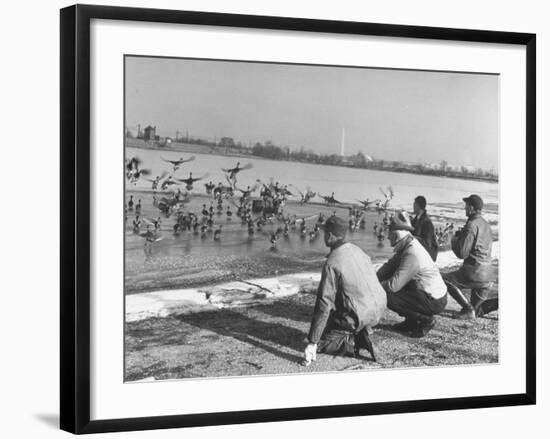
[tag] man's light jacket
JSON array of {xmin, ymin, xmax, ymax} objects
[
  {"xmin": 308, "ymin": 242, "xmax": 387, "ymax": 344},
  {"xmin": 377, "ymin": 235, "xmax": 447, "ymax": 299}
]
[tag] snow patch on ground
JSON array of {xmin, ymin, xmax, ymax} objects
[
  {"xmin": 126, "ymin": 241, "xmax": 499, "ymax": 323},
  {"xmin": 126, "ymin": 273, "xmax": 320, "ymax": 322}
]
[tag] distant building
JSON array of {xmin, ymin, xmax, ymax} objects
[
  {"xmin": 220, "ymin": 137, "xmax": 234, "ymax": 147},
  {"xmin": 446, "ymin": 164, "xmax": 460, "ymax": 172},
  {"xmin": 143, "ymin": 125, "xmax": 156, "ymax": 141},
  {"xmin": 157, "ymin": 137, "xmax": 172, "ymax": 147}
]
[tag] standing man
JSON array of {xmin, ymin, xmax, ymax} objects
[
  {"xmin": 444, "ymin": 194, "xmax": 497, "ymax": 319},
  {"xmin": 411, "ymin": 195, "xmax": 439, "ymax": 262},
  {"xmin": 377, "ymin": 211, "xmax": 448, "ymax": 337},
  {"xmin": 304, "ymin": 216, "xmax": 386, "ymax": 364}
]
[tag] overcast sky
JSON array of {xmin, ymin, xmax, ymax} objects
[{"xmin": 125, "ymin": 56, "xmax": 499, "ymax": 170}]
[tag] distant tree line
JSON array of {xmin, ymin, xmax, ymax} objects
[{"xmin": 128, "ymin": 131, "xmax": 498, "ymax": 182}]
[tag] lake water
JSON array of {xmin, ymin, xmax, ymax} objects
[
  {"xmin": 127, "ymin": 147, "xmax": 498, "ymax": 209},
  {"xmin": 125, "ymin": 147, "xmax": 498, "ymax": 293}
]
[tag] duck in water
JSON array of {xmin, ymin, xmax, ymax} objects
[
  {"xmin": 141, "ymin": 224, "xmax": 161, "ymax": 257},
  {"xmin": 247, "ymin": 218, "xmax": 255, "ymax": 237},
  {"xmin": 309, "ymin": 223, "xmax": 320, "ymax": 239},
  {"xmin": 377, "ymin": 227, "xmax": 385, "ymax": 246},
  {"xmin": 300, "ymin": 219, "xmax": 307, "ymax": 238},
  {"xmin": 151, "ymin": 217, "xmax": 161, "ymax": 231},
  {"xmin": 132, "ymin": 215, "xmax": 141, "ymax": 234},
  {"xmin": 213, "ymin": 225, "xmax": 222, "ymax": 240},
  {"xmin": 151, "ymin": 175, "xmax": 161, "ymax": 191},
  {"xmin": 316, "ymin": 213, "xmax": 326, "ymax": 226},
  {"xmin": 204, "ymin": 181, "xmax": 215, "ymax": 195},
  {"xmin": 270, "ymin": 228, "xmax": 283, "ymax": 246},
  {"xmin": 283, "ymin": 221, "xmax": 290, "ymax": 237},
  {"xmin": 226, "ymin": 206, "xmax": 233, "ymax": 220},
  {"xmin": 348, "ymin": 217, "xmax": 357, "ymax": 232},
  {"xmin": 127, "ymin": 195, "xmax": 134, "ymax": 212}
]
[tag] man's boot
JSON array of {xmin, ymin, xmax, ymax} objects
[
  {"xmin": 409, "ymin": 316, "xmax": 435, "ymax": 338},
  {"xmin": 455, "ymin": 308, "xmax": 475, "ymax": 320},
  {"xmin": 477, "ymin": 298, "xmax": 499, "ymax": 317},
  {"xmin": 354, "ymin": 329, "xmax": 377, "ymax": 362},
  {"xmin": 445, "ymin": 281, "xmax": 475, "ymax": 320},
  {"xmin": 392, "ymin": 318, "xmax": 415, "ymax": 333}
]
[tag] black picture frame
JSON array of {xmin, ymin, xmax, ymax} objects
[{"xmin": 60, "ymin": 4, "xmax": 536, "ymax": 434}]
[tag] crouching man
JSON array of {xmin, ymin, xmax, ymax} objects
[
  {"xmin": 443, "ymin": 194, "xmax": 497, "ymax": 319},
  {"xmin": 377, "ymin": 211, "xmax": 448, "ymax": 338},
  {"xmin": 304, "ymin": 216, "xmax": 386, "ymax": 364}
]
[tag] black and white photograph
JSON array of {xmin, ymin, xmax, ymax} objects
[
  {"xmin": 1, "ymin": 0, "xmax": 546, "ymax": 436},
  {"xmin": 124, "ymin": 56, "xmax": 500, "ymax": 381}
]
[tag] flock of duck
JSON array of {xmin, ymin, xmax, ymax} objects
[{"xmin": 125, "ymin": 154, "xmax": 454, "ymax": 255}]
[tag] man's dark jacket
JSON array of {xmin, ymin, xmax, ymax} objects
[
  {"xmin": 451, "ymin": 212, "xmax": 494, "ymax": 283},
  {"xmin": 411, "ymin": 210, "xmax": 438, "ymax": 261}
]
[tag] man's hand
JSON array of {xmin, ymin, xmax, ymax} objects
[{"xmin": 303, "ymin": 343, "xmax": 317, "ymax": 366}]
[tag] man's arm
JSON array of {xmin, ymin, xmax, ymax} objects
[
  {"xmin": 380, "ymin": 251, "xmax": 419, "ymax": 293},
  {"xmin": 422, "ymin": 219, "xmax": 439, "ymax": 258},
  {"xmin": 451, "ymin": 223, "xmax": 475, "ymax": 259},
  {"xmin": 376, "ymin": 254, "xmax": 399, "ymax": 282},
  {"xmin": 308, "ymin": 264, "xmax": 338, "ymax": 344}
]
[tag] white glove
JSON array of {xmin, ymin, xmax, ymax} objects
[{"xmin": 304, "ymin": 343, "xmax": 317, "ymax": 365}]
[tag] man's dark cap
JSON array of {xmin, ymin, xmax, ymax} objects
[
  {"xmin": 414, "ymin": 195, "xmax": 427, "ymax": 210},
  {"xmin": 462, "ymin": 194, "xmax": 484, "ymax": 210},
  {"xmin": 321, "ymin": 216, "xmax": 347, "ymax": 238}
]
